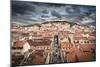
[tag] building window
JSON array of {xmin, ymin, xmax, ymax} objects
[
  {"xmin": 76, "ymin": 40, "xmax": 79, "ymax": 43},
  {"xmin": 84, "ymin": 41, "xmax": 87, "ymax": 44},
  {"xmin": 80, "ymin": 41, "xmax": 83, "ymax": 44},
  {"xmin": 87, "ymin": 41, "xmax": 89, "ymax": 43}
]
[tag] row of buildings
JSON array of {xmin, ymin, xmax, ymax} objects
[{"xmin": 11, "ymin": 21, "xmax": 96, "ymax": 65}]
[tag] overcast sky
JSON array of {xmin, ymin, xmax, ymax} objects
[{"xmin": 11, "ymin": 1, "xmax": 96, "ymax": 25}]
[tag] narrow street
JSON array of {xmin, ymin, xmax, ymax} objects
[{"xmin": 49, "ymin": 35, "xmax": 64, "ymax": 64}]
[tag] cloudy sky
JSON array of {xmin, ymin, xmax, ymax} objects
[{"xmin": 11, "ymin": 1, "xmax": 96, "ymax": 25}]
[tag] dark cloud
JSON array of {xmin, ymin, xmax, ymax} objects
[
  {"xmin": 12, "ymin": 1, "xmax": 36, "ymax": 16},
  {"xmin": 79, "ymin": 6, "xmax": 96, "ymax": 16},
  {"xmin": 51, "ymin": 10, "xmax": 61, "ymax": 18},
  {"xmin": 47, "ymin": 3, "xmax": 66, "ymax": 7},
  {"xmin": 12, "ymin": 1, "xmax": 96, "ymax": 25},
  {"xmin": 65, "ymin": 6, "xmax": 80, "ymax": 14},
  {"xmin": 65, "ymin": 5, "xmax": 96, "ymax": 17},
  {"xmin": 42, "ymin": 10, "xmax": 48, "ymax": 14}
]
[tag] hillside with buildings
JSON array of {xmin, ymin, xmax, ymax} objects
[{"xmin": 11, "ymin": 20, "xmax": 96, "ymax": 66}]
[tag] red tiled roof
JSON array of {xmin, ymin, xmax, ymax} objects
[
  {"xmin": 76, "ymin": 52, "xmax": 95, "ymax": 61},
  {"xmin": 59, "ymin": 31, "xmax": 73, "ymax": 35},
  {"xmin": 89, "ymin": 32, "xmax": 96, "ymax": 36},
  {"xmin": 61, "ymin": 42, "xmax": 72, "ymax": 48},
  {"xmin": 27, "ymin": 39, "xmax": 51, "ymax": 46},
  {"xmin": 87, "ymin": 36, "xmax": 96, "ymax": 40},
  {"xmin": 74, "ymin": 34, "xmax": 83, "ymax": 37},
  {"xmin": 79, "ymin": 44, "xmax": 96, "ymax": 52},
  {"xmin": 65, "ymin": 47, "xmax": 95, "ymax": 62},
  {"xmin": 65, "ymin": 53, "xmax": 78, "ymax": 62},
  {"xmin": 74, "ymin": 37, "xmax": 87, "ymax": 40},
  {"xmin": 14, "ymin": 40, "xmax": 27, "ymax": 48}
]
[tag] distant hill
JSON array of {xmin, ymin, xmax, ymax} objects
[
  {"xmin": 42, "ymin": 20, "xmax": 78, "ymax": 26},
  {"xmin": 11, "ymin": 20, "xmax": 95, "ymax": 28}
]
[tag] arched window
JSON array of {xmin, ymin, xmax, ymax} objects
[
  {"xmin": 84, "ymin": 40, "xmax": 87, "ymax": 44},
  {"xmin": 80, "ymin": 41, "xmax": 83, "ymax": 44},
  {"xmin": 87, "ymin": 41, "xmax": 89, "ymax": 43},
  {"xmin": 76, "ymin": 40, "xmax": 79, "ymax": 43}
]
